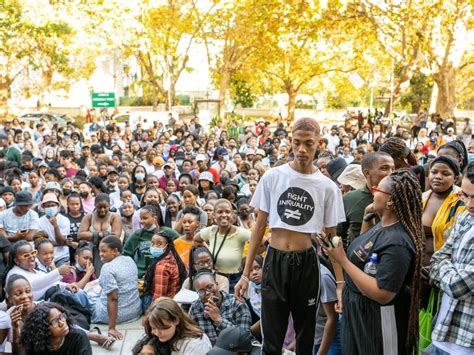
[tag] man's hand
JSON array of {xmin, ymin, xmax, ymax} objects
[
  {"xmin": 204, "ymin": 301, "xmax": 222, "ymax": 324},
  {"xmin": 234, "ymin": 278, "xmax": 248, "ymax": 303},
  {"xmin": 49, "ymin": 216, "xmax": 58, "ymax": 227},
  {"xmin": 108, "ymin": 329, "xmax": 123, "ymax": 340}
]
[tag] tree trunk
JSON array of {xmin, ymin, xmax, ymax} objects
[
  {"xmin": 433, "ymin": 64, "xmax": 456, "ymax": 118},
  {"xmin": 218, "ymin": 69, "xmax": 231, "ymax": 118},
  {"xmin": 287, "ymin": 89, "xmax": 297, "ymax": 124},
  {"xmin": 384, "ymin": 64, "xmax": 416, "ymax": 115}
]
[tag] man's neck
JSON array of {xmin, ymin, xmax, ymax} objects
[{"xmin": 289, "ymin": 161, "xmax": 315, "ymax": 175}]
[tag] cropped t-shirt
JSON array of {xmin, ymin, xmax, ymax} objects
[{"xmin": 250, "ymin": 164, "xmax": 345, "ymax": 233}]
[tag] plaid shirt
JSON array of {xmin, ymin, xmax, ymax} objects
[
  {"xmin": 430, "ymin": 210, "xmax": 474, "ymax": 347},
  {"xmin": 188, "ymin": 291, "xmax": 251, "ymax": 345},
  {"xmin": 152, "ymin": 253, "xmax": 180, "ymax": 301}
]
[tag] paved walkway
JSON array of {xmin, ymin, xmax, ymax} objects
[{"xmin": 91, "ymin": 318, "xmax": 145, "ymax": 354}]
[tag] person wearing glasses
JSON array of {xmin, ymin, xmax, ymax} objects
[
  {"xmin": 181, "ymin": 246, "xmax": 229, "ymax": 293},
  {"xmin": 3, "ymin": 241, "xmax": 75, "ymax": 301},
  {"xmin": 321, "ymin": 169, "xmax": 423, "ymax": 354},
  {"xmin": 429, "ymin": 161, "xmax": 474, "ymax": 354},
  {"xmin": 188, "ymin": 269, "xmax": 251, "ymax": 346},
  {"xmin": 19, "ymin": 302, "xmax": 92, "ymax": 355}
]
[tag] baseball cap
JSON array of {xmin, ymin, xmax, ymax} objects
[
  {"xmin": 216, "ymin": 147, "xmax": 228, "ymax": 156},
  {"xmin": 153, "ymin": 157, "xmax": 165, "ymax": 166},
  {"xmin": 246, "ymin": 149, "xmax": 256, "ymax": 156},
  {"xmin": 255, "ymin": 149, "xmax": 266, "ymax": 157},
  {"xmin": 337, "ymin": 164, "xmax": 366, "ymax": 190},
  {"xmin": 196, "ymin": 154, "xmax": 207, "ymax": 162},
  {"xmin": 208, "ymin": 327, "xmax": 260, "ymax": 355},
  {"xmin": 0, "ymin": 133, "xmax": 7, "ymax": 140}
]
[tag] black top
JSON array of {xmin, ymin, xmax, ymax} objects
[
  {"xmin": 346, "ymin": 221, "xmax": 415, "ymax": 298},
  {"xmin": 26, "ymin": 328, "xmax": 92, "ymax": 355}
]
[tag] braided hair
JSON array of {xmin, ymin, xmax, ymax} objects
[
  {"xmin": 143, "ymin": 229, "xmax": 187, "ymax": 296},
  {"xmin": 387, "ymin": 169, "xmax": 423, "ymax": 353},
  {"xmin": 380, "ymin": 137, "xmax": 418, "ymax": 167}
]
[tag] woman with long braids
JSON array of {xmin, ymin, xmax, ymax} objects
[
  {"xmin": 142, "ymin": 229, "xmax": 187, "ymax": 307},
  {"xmin": 320, "ymin": 169, "xmax": 423, "ymax": 354}
]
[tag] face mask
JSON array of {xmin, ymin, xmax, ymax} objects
[
  {"xmin": 45, "ymin": 206, "xmax": 58, "ymax": 217},
  {"xmin": 66, "ymin": 130, "xmax": 72, "ymax": 136},
  {"xmin": 150, "ymin": 247, "xmax": 164, "ymax": 258},
  {"xmin": 80, "ymin": 191, "xmax": 89, "ymax": 198},
  {"xmin": 146, "ymin": 224, "xmax": 157, "ymax": 231},
  {"xmin": 75, "ymin": 263, "xmax": 86, "ymax": 273},
  {"xmin": 63, "ymin": 188, "xmax": 72, "ymax": 196},
  {"xmin": 223, "ymin": 155, "xmax": 229, "ymax": 162},
  {"xmin": 135, "ymin": 173, "xmax": 145, "ymax": 181}
]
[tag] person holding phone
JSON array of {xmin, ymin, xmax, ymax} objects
[
  {"xmin": 0, "ymin": 191, "xmax": 39, "ymax": 243},
  {"xmin": 235, "ymin": 118, "xmax": 345, "ymax": 354}
]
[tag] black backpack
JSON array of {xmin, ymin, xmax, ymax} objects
[{"xmin": 44, "ymin": 285, "xmax": 92, "ymax": 330}]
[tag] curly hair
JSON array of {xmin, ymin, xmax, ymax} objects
[
  {"xmin": 387, "ymin": 169, "xmax": 423, "ymax": 353},
  {"xmin": 20, "ymin": 302, "xmax": 73, "ymax": 353}
]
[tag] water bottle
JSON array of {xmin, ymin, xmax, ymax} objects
[{"xmin": 364, "ymin": 253, "xmax": 378, "ymax": 276}]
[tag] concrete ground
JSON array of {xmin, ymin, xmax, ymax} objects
[{"xmin": 91, "ymin": 318, "xmax": 145, "ymax": 354}]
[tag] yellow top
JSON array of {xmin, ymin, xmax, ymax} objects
[
  {"xmin": 201, "ymin": 226, "xmax": 251, "ymax": 274},
  {"xmin": 422, "ymin": 186, "xmax": 465, "ymax": 251}
]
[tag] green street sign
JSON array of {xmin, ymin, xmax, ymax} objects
[{"xmin": 91, "ymin": 92, "xmax": 115, "ymax": 108}]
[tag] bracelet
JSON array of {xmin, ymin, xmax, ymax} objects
[
  {"xmin": 240, "ymin": 275, "xmax": 250, "ymax": 283},
  {"xmin": 336, "ymin": 281, "xmax": 346, "ymax": 284}
]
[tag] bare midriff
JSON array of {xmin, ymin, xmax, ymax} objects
[{"xmin": 269, "ymin": 228, "xmax": 313, "ymax": 251}]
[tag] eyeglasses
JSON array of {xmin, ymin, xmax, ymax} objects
[
  {"xmin": 196, "ymin": 284, "xmax": 215, "ymax": 297},
  {"xmin": 196, "ymin": 259, "xmax": 213, "ymax": 268},
  {"xmin": 49, "ymin": 312, "xmax": 67, "ymax": 327},
  {"xmin": 20, "ymin": 250, "xmax": 38, "ymax": 258},
  {"xmin": 370, "ymin": 186, "xmax": 391, "ymax": 195},
  {"xmin": 457, "ymin": 190, "xmax": 474, "ymax": 202}
]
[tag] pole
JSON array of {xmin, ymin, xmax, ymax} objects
[{"xmin": 370, "ymin": 87, "xmax": 374, "ymax": 111}]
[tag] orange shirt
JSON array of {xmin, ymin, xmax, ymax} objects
[{"xmin": 174, "ymin": 238, "xmax": 193, "ymax": 266}]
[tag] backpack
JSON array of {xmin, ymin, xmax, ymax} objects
[{"xmin": 44, "ymin": 285, "xmax": 92, "ymax": 330}]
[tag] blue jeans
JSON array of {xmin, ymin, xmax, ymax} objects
[
  {"xmin": 313, "ymin": 318, "xmax": 342, "ymax": 355},
  {"xmin": 61, "ymin": 289, "xmax": 92, "ymax": 310}
]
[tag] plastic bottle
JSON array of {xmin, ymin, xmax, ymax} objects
[{"xmin": 364, "ymin": 253, "xmax": 378, "ymax": 276}]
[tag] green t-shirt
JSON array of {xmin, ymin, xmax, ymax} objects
[
  {"xmin": 3, "ymin": 146, "xmax": 21, "ymax": 166},
  {"xmin": 122, "ymin": 226, "xmax": 179, "ymax": 278}
]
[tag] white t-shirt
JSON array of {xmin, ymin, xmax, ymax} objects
[
  {"xmin": 37, "ymin": 214, "xmax": 70, "ymax": 262},
  {"xmin": 0, "ymin": 208, "xmax": 39, "ymax": 234},
  {"xmin": 0, "ymin": 311, "xmax": 11, "ymax": 352},
  {"xmin": 250, "ymin": 164, "xmax": 345, "ymax": 233}
]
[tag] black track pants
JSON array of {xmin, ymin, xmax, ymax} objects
[{"xmin": 261, "ymin": 246, "xmax": 320, "ymax": 355}]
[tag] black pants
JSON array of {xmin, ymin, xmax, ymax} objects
[{"xmin": 261, "ymin": 246, "xmax": 320, "ymax": 355}]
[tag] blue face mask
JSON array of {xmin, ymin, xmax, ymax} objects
[
  {"xmin": 135, "ymin": 173, "xmax": 145, "ymax": 181},
  {"xmin": 45, "ymin": 206, "xmax": 58, "ymax": 218},
  {"xmin": 469, "ymin": 153, "xmax": 474, "ymax": 163},
  {"xmin": 150, "ymin": 247, "xmax": 164, "ymax": 258},
  {"xmin": 75, "ymin": 263, "xmax": 86, "ymax": 273}
]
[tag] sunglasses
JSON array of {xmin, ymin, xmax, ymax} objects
[
  {"xmin": 20, "ymin": 250, "xmax": 38, "ymax": 258},
  {"xmin": 370, "ymin": 186, "xmax": 391, "ymax": 195}
]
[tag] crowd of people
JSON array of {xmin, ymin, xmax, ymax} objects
[{"xmin": 0, "ymin": 110, "xmax": 471, "ymax": 355}]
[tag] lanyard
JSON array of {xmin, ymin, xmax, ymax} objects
[{"xmin": 212, "ymin": 226, "xmax": 232, "ymax": 265}]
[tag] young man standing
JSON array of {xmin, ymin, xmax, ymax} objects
[{"xmin": 235, "ymin": 117, "xmax": 345, "ymax": 354}]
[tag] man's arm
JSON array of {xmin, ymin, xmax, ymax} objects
[{"xmin": 234, "ymin": 210, "xmax": 268, "ymax": 302}]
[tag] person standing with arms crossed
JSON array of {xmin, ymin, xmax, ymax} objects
[{"xmin": 235, "ymin": 117, "xmax": 345, "ymax": 354}]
